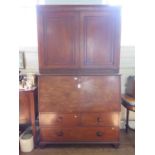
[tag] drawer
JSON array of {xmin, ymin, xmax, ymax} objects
[
  {"xmin": 81, "ymin": 112, "xmax": 119, "ymax": 127},
  {"xmin": 39, "ymin": 113, "xmax": 80, "ymax": 127},
  {"xmin": 40, "ymin": 127, "xmax": 119, "ymax": 142}
]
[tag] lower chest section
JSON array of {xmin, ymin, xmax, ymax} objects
[
  {"xmin": 39, "ymin": 112, "xmax": 120, "ymax": 143},
  {"xmin": 38, "ymin": 75, "xmax": 120, "ymax": 143}
]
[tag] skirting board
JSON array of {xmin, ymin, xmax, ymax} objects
[{"xmin": 120, "ymin": 120, "xmax": 135, "ymax": 129}]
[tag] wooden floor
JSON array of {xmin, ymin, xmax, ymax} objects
[{"xmin": 20, "ymin": 130, "xmax": 135, "ymax": 155}]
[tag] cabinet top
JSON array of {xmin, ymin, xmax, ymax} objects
[{"xmin": 37, "ymin": 5, "xmax": 121, "ymax": 12}]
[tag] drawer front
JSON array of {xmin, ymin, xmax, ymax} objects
[
  {"xmin": 39, "ymin": 113, "xmax": 80, "ymax": 127},
  {"xmin": 81, "ymin": 112, "xmax": 119, "ymax": 127},
  {"xmin": 40, "ymin": 127, "xmax": 119, "ymax": 142}
]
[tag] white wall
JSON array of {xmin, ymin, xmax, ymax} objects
[
  {"xmin": 120, "ymin": 46, "xmax": 135, "ymax": 93},
  {"xmin": 119, "ymin": 46, "xmax": 135, "ymax": 129}
]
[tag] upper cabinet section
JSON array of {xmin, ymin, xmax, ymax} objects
[{"xmin": 37, "ymin": 5, "xmax": 121, "ymax": 74}]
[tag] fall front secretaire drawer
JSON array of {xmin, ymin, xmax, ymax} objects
[{"xmin": 38, "ymin": 75, "xmax": 121, "ymax": 112}]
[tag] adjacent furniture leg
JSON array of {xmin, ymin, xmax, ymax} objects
[
  {"xmin": 29, "ymin": 92, "xmax": 36, "ymax": 145},
  {"xmin": 126, "ymin": 109, "xmax": 129, "ymax": 133}
]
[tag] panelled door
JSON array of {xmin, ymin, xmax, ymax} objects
[
  {"xmin": 37, "ymin": 11, "xmax": 80, "ymax": 70},
  {"xmin": 80, "ymin": 9, "xmax": 120, "ymax": 69}
]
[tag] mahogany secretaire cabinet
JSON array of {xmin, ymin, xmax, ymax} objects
[{"xmin": 37, "ymin": 5, "xmax": 121, "ymax": 147}]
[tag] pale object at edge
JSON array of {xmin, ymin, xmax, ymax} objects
[{"xmin": 20, "ymin": 133, "xmax": 34, "ymax": 152}]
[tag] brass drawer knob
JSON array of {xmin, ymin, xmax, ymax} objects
[
  {"xmin": 56, "ymin": 131, "xmax": 64, "ymax": 136},
  {"xmin": 96, "ymin": 131, "xmax": 104, "ymax": 137}
]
